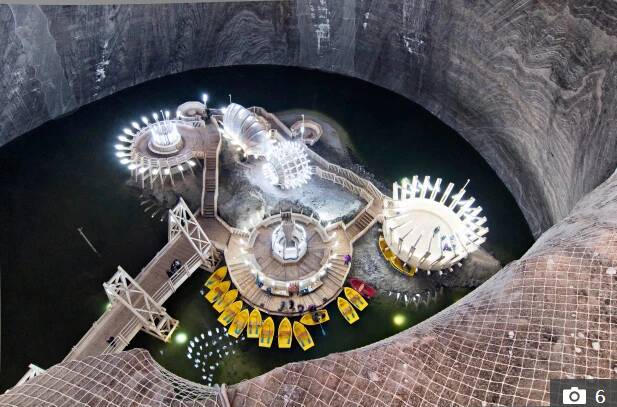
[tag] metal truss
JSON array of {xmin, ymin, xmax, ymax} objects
[
  {"xmin": 168, "ymin": 197, "xmax": 219, "ymax": 270},
  {"xmin": 103, "ymin": 267, "xmax": 179, "ymax": 342}
]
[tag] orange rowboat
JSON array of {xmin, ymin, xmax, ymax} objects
[
  {"xmin": 344, "ymin": 287, "xmax": 368, "ymax": 311},
  {"xmin": 228, "ymin": 309, "xmax": 249, "ymax": 338},
  {"xmin": 300, "ymin": 309, "xmax": 330, "ymax": 326},
  {"xmin": 217, "ymin": 301, "xmax": 243, "ymax": 327},
  {"xmin": 259, "ymin": 317, "xmax": 275, "ymax": 348},
  {"xmin": 247, "ymin": 309, "xmax": 262, "ymax": 339},
  {"xmin": 204, "ymin": 266, "xmax": 227, "ymax": 289},
  {"xmin": 293, "ymin": 321, "xmax": 315, "ymax": 351},
  {"xmin": 213, "ymin": 289, "xmax": 238, "ymax": 313},
  {"xmin": 278, "ymin": 318, "xmax": 293, "ymax": 349},
  {"xmin": 337, "ymin": 297, "xmax": 359, "ymax": 324},
  {"xmin": 205, "ymin": 281, "xmax": 230, "ymax": 303}
]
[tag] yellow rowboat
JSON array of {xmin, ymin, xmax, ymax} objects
[
  {"xmin": 378, "ymin": 235, "xmax": 395, "ymax": 260},
  {"xmin": 337, "ymin": 297, "xmax": 359, "ymax": 324},
  {"xmin": 390, "ymin": 256, "xmax": 417, "ymax": 276},
  {"xmin": 259, "ymin": 317, "xmax": 275, "ymax": 348},
  {"xmin": 293, "ymin": 321, "xmax": 315, "ymax": 351},
  {"xmin": 278, "ymin": 317, "xmax": 293, "ymax": 349},
  {"xmin": 228, "ymin": 309, "xmax": 249, "ymax": 338},
  {"xmin": 213, "ymin": 289, "xmax": 238, "ymax": 313},
  {"xmin": 205, "ymin": 281, "xmax": 231, "ymax": 303},
  {"xmin": 344, "ymin": 287, "xmax": 368, "ymax": 311},
  {"xmin": 204, "ymin": 266, "xmax": 227, "ymax": 289},
  {"xmin": 247, "ymin": 309, "xmax": 262, "ymax": 339},
  {"xmin": 300, "ymin": 309, "xmax": 330, "ymax": 326},
  {"xmin": 217, "ymin": 301, "xmax": 243, "ymax": 326}
]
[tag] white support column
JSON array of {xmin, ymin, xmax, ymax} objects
[
  {"xmin": 169, "ymin": 197, "xmax": 219, "ymax": 271},
  {"xmin": 103, "ymin": 267, "xmax": 179, "ymax": 343}
]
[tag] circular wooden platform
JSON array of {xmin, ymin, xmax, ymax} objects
[{"xmin": 224, "ymin": 213, "xmax": 353, "ymax": 317}]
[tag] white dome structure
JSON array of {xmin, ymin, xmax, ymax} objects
[
  {"xmin": 222, "ymin": 103, "xmax": 272, "ymax": 157},
  {"xmin": 382, "ymin": 176, "xmax": 488, "ymax": 272},
  {"xmin": 262, "ymin": 140, "xmax": 312, "ymax": 190}
]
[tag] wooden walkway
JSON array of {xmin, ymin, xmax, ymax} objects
[
  {"xmin": 64, "ymin": 236, "xmax": 200, "ymax": 361},
  {"xmin": 64, "ymin": 119, "xmax": 228, "ymax": 362},
  {"xmin": 225, "ymin": 225, "xmax": 352, "ymax": 316},
  {"xmin": 61, "ymin": 108, "xmax": 386, "ymax": 364}
]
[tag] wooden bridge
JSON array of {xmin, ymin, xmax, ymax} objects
[{"xmin": 57, "ymin": 108, "xmax": 386, "ymax": 365}]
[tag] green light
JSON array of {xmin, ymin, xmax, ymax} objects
[
  {"xmin": 174, "ymin": 332, "xmax": 188, "ymax": 345},
  {"xmin": 393, "ymin": 314, "xmax": 406, "ymax": 326}
]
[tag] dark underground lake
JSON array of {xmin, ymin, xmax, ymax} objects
[{"xmin": 0, "ymin": 65, "xmax": 534, "ymax": 390}]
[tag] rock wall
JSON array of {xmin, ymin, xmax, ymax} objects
[{"xmin": 2, "ymin": 2, "xmax": 616, "ymax": 236}]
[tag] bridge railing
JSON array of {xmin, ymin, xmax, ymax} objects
[
  {"xmin": 305, "ymin": 147, "xmax": 385, "ymax": 200},
  {"xmin": 151, "ymin": 253, "xmax": 202, "ymax": 304}
]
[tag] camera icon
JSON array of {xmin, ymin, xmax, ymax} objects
[{"xmin": 563, "ymin": 386, "xmax": 587, "ymax": 405}]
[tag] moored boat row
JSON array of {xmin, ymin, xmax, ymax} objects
[
  {"xmin": 203, "ymin": 267, "xmax": 378, "ymax": 351},
  {"xmin": 379, "ymin": 235, "xmax": 417, "ymax": 276}
]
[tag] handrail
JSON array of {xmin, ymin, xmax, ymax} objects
[{"xmin": 304, "ymin": 146, "xmax": 385, "ymax": 200}]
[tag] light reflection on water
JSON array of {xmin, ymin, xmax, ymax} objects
[
  {"xmin": 0, "ymin": 65, "xmax": 532, "ymax": 391},
  {"xmin": 131, "ymin": 268, "xmax": 470, "ymax": 386}
]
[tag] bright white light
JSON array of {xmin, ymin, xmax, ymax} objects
[
  {"xmin": 120, "ymin": 158, "xmax": 131, "ymax": 165},
  {"xmin": 123, "ymin": 128, "xmax": 133, "ymax": 136},
  {"xmin": 393, "ymin": 314, "xmax": 406, "ymax": 326},
  {"xmin": 165, "ymin": 110, "xmax": 170, "ymax": 119},
  {"xmin": 152, "ymin": 168, "xmax": 160, "ymax": 175},
  {"xmin": 383, "ymin": 176, "xmax": 488, "ymax": 272},
  {"xmin": 131, "ymin": 121, "xmax": 140, "ymax": 130},
  {"xmin": 163, "ymin": 168, "xmax": 171, "ymax": 175},
  {"xmin": 177, "ymin": 164, "xmax": 184, "ymax": 171},
  {"xmin": 115, "ymin": 152, "xmax": 129, "ymax": 157},
  {"xmin": 114, "ymin": 144, "xmax": 129, "ymax": 150},
  {"xmin": 141, "ymin": 116, "xmax": 149, "ymax": 125},
  {"xmin": 150, "ymin": 121, "xmax": 181, "ymax": 149},
  {"xmin": 202, "ymin": 94, "xmax": 208, "ymax": 103},
  {"xmin": 152, "ymin": 112, "xmax": 159, "ymax": 121},
  {"xmin": 128, "ymin": 163, "xmax": 139, "ymax": 170},
  {"xmin": 139, "ymin": 167, "xmax": 148, "ymax": 174},
  {"xmin": 117, "ymin": 135, "xmax": 131, "ymax": 143},
  {"xmin": 262, "ymin": 140, "xmax": 311, "ymax": 190},
  {"xmin": 175, "ymin": 332, "xmax": 188, "ymax": 345},
  {"xmin": 188, "ymin": 160, "xmax": 196, "ymax": 167}
]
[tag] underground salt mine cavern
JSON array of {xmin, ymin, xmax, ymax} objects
[{"xmin": 1, "ymin": 2, "xmax": 616, "ymax": 406}]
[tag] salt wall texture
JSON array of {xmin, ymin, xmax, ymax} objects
[
  {"xmin": 2, "ymin": 2, "xmax": 617, "ymax": 237},
  {"xmin": 4, "ymin": 164, "xmax": 617, "ymax": 406}
]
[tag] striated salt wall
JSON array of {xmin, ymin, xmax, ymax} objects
[{"xmin": 2, "ymin": 2, "xmax": 617, "ymax": 237}]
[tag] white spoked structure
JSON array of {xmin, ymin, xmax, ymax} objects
[
  {"xmin": 262, "ymin": 140, "xmax": 312, "ymax": 190},
  {"xmin": 114, "ymin": 109, "xmax": 199, "ymax": 188},
  {"xmin": 382, "ymin": 175, "xmax": 488, "ymax": 273},
  {"xmin": 221, "ymin": 103, "xmax": 272, "ymax": 157}
]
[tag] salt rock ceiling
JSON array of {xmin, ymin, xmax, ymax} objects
[{"xmin": 2, "ymin": 1, "xmax": 617, "ymax": 237}]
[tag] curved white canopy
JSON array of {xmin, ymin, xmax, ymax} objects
[
  {"xmin": 222, "ymin": 103, "xmax": 271, "ymax": 157},
  {"xmin": 383, "ymin": 176, "xmax": 488, "ymax": 271}
]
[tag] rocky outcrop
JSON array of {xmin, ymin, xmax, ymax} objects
[{"xmin": 1, "ymin": 2, "xmax": 616, "ymax": 238}]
